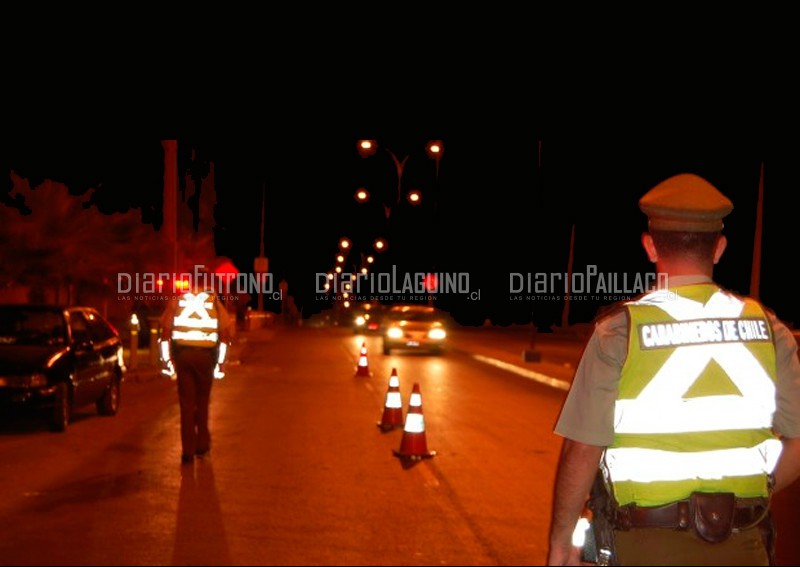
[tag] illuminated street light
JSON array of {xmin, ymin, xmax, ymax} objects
[
  {"xmin": 356, "ymin": 139, "xmax": 377, "ymax": 158},
  {"xmin": 345, "ymin": 139, "xmax": 444, "ymax": 308},
  {"xmin": 354, "ymin": 187, "xmax": 370, "ymax": 202},
  {"xmin": 426, "ymin": 139, "xmax": 444, "ymax": 181},
  {"xmin": 336, "ymin": 254, "xmax": 345, "ymax": 263},
  {"xmin": 356, "ymin": 139, "xmax": 409, "ymax": 216},
  {"xmin": 339, "ymin": 237, "xmax": 351, "ymax": 250}
]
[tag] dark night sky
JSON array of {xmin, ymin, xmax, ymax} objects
[
  {"xmin": 3, "ymin": 131, "xmax": 799, "ymax": 328},
  {"xmin": 4, "ymin": 0, "xmax": 799, "ymax": 329}
]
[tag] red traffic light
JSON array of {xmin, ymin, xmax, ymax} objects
[{"xmin": 423, "ymin": 273, "xmax": 438, "ymax": 292}]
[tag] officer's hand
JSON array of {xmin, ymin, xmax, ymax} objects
[
  {"xmin": 162, "ymin": 360, "xmax": 176, "ymax": 380},
  {"xmin": 214, "ymin": 363, "xmax": 225, "ymax": 380}
]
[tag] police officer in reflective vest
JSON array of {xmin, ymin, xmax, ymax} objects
[
  {"xmin": 547, "ymin": 173, "xmax": 800, "ymax": 565},
  {"xmin": 160, "ymin": 272, "xmax": 234, "ymax": 465}
]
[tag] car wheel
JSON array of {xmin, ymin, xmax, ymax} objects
[
  {"xmin": 97, "ymin": 376, "xmax": 121, "ymax": 416},
  {"xmin": 49, "ymin": 382, "xmax": 71, "ymax": 432}
]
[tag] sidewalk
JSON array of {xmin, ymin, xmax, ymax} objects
[
  {"xmin": 445, "ymin": 325, "xmax": 588, "ymax": 391},
  {"xmin": 122, "ymin": 345, "xmax": 164, "ymax": 383}
]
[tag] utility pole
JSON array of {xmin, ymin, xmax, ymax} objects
[
  {"xmin": 561, "ymin": 223, "xmax": 576, "ymax": 329},
  {"xmin": 523, "ymin": 140, "xmax": 543, "ymax": 362},
  {"xmin": 255, "ymin": 184, "xmax": 268, "ymax": 312},
  {"xmin": 750, "ymin": 161, "xmax": 764, "ymax": 300},
  {"xmin": 161, "ymin": 140, "xmax": 179, "ymax": 277}
]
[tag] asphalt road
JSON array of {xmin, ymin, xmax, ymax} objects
[{"xmin": 0, "ymin": 323, "xmax": 798, "ymax": 566}]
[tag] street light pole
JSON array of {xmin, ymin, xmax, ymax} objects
[
  {"xmin": 353, "ymin": 139, "xmax": 442, "ymax": 305},
  {"xmin": 161, "ymin": 140, "xmax": 179, "ymax": 277},
  {"xmin": 523, "ymin": 140, "xmax": 542, "ymax": 362},
  {"xmin": 255, "ymin": 184, "xmax": 268, "ymax": 312},
  {"xmin": 750, "ymin": 161, "xmax": 764, "ymax": 299},
  {"xmin": 425, "ymin": 140, "xmax": 444, "ymax": 275},
  {"xmin": 385, "ymin": 149, "xmax": 409, "ymax": 218}
]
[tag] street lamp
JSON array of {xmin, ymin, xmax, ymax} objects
[
  {"xmin": 354, "ymin": 187, "xmax": 370, "ymax": 203},
  {"xmin": 325, "ymin": 139, "xmax": 444, "ymax": 312},
  {"xmin": 373, "ymin": 237, "xmax": 387, "ymax": 252},
  {"xmin": 356, "ymin": 139, "xmax": 412, "ymax": 218},
  {"xmin": 426, "ymin": 140, "xmax": 444, "ymax": 181},
  {"xmin": 354, "ymin": 139, "xmax": 442, "ymax": 252},
  {"xmin": 356, "ymin": 139, "xmax": 377, "ymax": 158}
]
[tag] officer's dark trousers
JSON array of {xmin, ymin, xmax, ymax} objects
[{"xmin": 174, "ymin": 347, "xmax": 216, "ymax": 458}]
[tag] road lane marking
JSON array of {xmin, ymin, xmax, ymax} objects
[
  {"xmin": 417, "ymin": 462, "xmax": 440, "ymax": 487},
  {"xmin": 470, "ymin": 354, "xmax": 571, "ymax": 391}
]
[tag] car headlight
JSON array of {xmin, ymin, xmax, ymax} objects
[
  {"xmin": 387, "ymin": 327, "xmax": 404, "ymax": 339},
  {"xmin": 428, "ymin": 328, "xmax": 446, "ymax": 340},
  {"xmin": 355, "ymin": 316, "xmax": 366, "ymax": 326}
]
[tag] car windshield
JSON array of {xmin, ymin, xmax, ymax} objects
[
  {"xmin": 0, "ymin": 306, "xmax": 67, "ymax": 346},
  {"xmin": 387, "ymin": 308, "xmax": 439, "ymax": 322}
]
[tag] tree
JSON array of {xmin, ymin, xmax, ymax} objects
[{"xmin": 0, "ymin": 172, "xmax": 165, "ymax": 304}]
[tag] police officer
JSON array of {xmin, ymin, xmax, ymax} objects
[
  {"xmin": 160, "ymin": 268, "xmax": 234, "ymax": 465},
  {"xmin": 546, "ymin": 173, "xmax": 800, "ymax": 566}
]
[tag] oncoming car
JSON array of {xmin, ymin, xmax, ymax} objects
[
  {"xmin": 0, "ymin": 304, "xmax": 125, "ymax": 432},
  {"xmin": 381, "ymin": 304, "xmax": 448, "ymax": 355},
  {"xmin": 352, "ymin": 301, "xmax": 384, "ymax": 334}
]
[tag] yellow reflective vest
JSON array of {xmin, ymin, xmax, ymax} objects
[
  {"xmin": 603, "ymin": 284, "xmax": 782, "ymax": 507},
  {"xmin": 170, "ymin": 291, "xmax": 221, "ymax": 348}
]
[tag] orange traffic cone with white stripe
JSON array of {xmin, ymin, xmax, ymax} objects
[
  {"xmin": 377, "ymin": 368, "xmax": 404, "ymax": 432},
  {"xmin": 393, "ymin": 382, "xmax": 436, "ymax": 461},
  {"xmin": 355, "ymin": 341, "xmax": 371, "ymax": 377}
]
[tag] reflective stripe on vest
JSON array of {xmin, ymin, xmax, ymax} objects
[
  {"xmin": 604, "ymin": 284, "xmax": 781, "ymax": 507},
  {"xmin": 171, "ymin": 291, "xmax": 220, "ymax": 348}
]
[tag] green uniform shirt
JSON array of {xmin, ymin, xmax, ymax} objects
[{"xmin": 554, "ymin": 276, "xmax": 800, "ymax": 446}]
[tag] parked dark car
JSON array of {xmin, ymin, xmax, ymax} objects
[{"xmin": 0, "ymin": 304, "xmax": 125, "ymax": 432}]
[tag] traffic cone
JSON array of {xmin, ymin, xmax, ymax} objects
[
  {"xmin": 355, "ymin": 341, "xmax": 371, "ymax": 376},
  {"xmin": 377, "ymin": 368, "xmax": 404, "ymax": 432},
  {"xmin": 393, "ymin": 382, "xmax": 436, "ymax": 461}
]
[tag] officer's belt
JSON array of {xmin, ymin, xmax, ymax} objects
[{"xmin": 613, "ymin": 496, "xmax": 769, "ymax": 531}]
